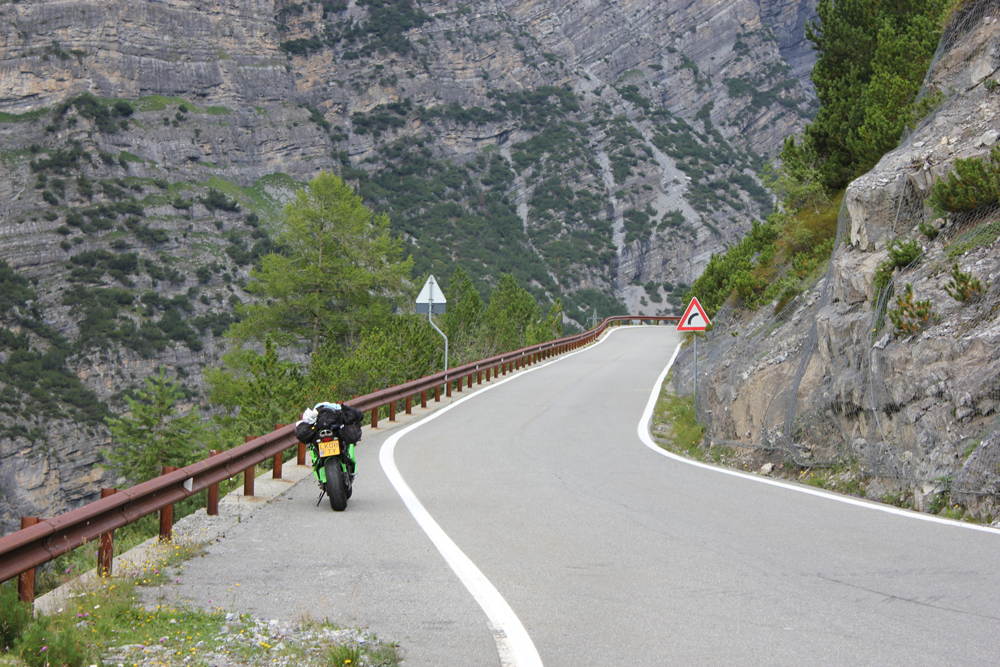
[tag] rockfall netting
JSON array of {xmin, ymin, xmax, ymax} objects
[{"xmin": 672, "ymin": 0, "xmax": 1000, "ymax": 514}]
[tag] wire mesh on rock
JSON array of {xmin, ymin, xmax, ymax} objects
[{"xmin": 672, "ymin": 0, "xmax": 1000, "ymax": 517}]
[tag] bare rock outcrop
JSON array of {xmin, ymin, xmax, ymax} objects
[{"xmin": 679, "ymin": 1, "xmax": 1000, "ymax": 517}]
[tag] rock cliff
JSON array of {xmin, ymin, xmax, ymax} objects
[
  {"xmin": 676, "ymin": 0, "xmax": 1000, "ymax": 518},
  {"xmin": 0, "ymin": 0, "xmax": 817, "ymax": 533}
]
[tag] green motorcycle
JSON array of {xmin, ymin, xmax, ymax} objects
[
  {"xmin": 296, "ymin": 403, "xmax": 364, "ymax": 512},
  {"xmin": 309, "ymin": 427, "xmax": 356, "ymax": 511}
]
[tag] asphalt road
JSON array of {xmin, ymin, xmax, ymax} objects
[{"xmin": 165, "ymin": 326, "xmax": 1000, "ymax": 666}]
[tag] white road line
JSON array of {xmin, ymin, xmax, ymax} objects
[
  {"xmin": 379, "ymin": 326, "xmax": 631, "ymax": 666},
  {"xmin": 639, "ymin": 343, "xmax": 1000, "ymax": 535}
]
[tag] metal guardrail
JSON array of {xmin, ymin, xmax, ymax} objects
[{"xmin": 0, "ymin": 315, "xmax": 678, "ymax": 598}]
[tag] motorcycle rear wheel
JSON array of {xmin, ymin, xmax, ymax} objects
[{"xmin": 324, "ymin": 458, "xmax": 347, "ymax": 511}]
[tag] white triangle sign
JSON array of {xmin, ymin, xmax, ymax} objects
[
  {"xmin": 416, "ymin": 275, "xmax": 446, "ymax": 314},
  {"xmin": 676, "ymin": 297, "xmax": 710, "ymax": 331},
  {"xmin": 416, "ymin": 275, "xmax": 446, "ymax": 305}
]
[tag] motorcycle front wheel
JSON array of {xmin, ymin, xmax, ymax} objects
[{"xmin": 324, "ymin": 458, "xmax": 348, "ymax": 511}]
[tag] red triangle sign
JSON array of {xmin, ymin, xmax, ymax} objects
[{"xmin": 676, "ymin": 297, "xmax": 711, "ymax": 331}]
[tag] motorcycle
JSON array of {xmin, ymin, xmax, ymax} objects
[
  {"xmin": 308, "ymin": 427, "xmax": 356, "ymax": 511},
  {"xmin": 295, "ymin": 403, "xmax": 363, "ymax": 511}
]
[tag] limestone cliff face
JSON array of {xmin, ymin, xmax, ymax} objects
[
  {"xmin": 0, "ymin": 0, "xmax": 817, "ymax": 533},
  {"xmin": 0, "ymin": 0, "xmax": 287, "ymax": 106},
  {"xmin": 678, "ymin": 3, "xmax": 1000, "ymax": 516}
]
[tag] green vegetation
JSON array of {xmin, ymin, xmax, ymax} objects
[
  {"xmin": 688, "ymin": 189, "xmax": 841, "ymax": 315},
  {"xmin": 0, "ymin": 262, "xmax": 110, "ymax": 433},
  {"xmin": 649, "ymin": 108, "xmax": 767, "ymax": 215},
  {"xmin": 652, "ymin": 378, "xmax": 706, "ymax": 457},
  {"xmin": 134, "ymin": 96, "xmax": 232, "ymax": 115},
  {"xmin": 280, "ymin": 36, "xmax": 327, "ymax": 56},
  {"xmin": 888, "ymin": 283, "xmax": 936, "ymax": 336},
  {"xmin": 102, "ymin": 370, "xmax": 206, "ymax": 485},
  {"xmin": 946, "ymin": 218, "xmax": 1000, "ymax": 258},
  {"xmin": 797, "ymin": 0, "xmax": 951, "ymax": 189},
  {"xmin": 0, "ymin": 576, "xmax": 400, "ymax": 667},
  {"xmin": 944, "ymin": 262, "xmax": 984, "ymax": 302},
  {"xmin": 688, "ymin": 1, "xmax": 951, "ymax": 316},
  {"xmin": 929, "ymin": 145, "xmax": 1000, "ymax": 214},
  {"xmin": 604, "ymin": 115, "xmax": 648, "ymax": 185},
  {"xmin": 207, "ymin": 176, "xmax": 569, "ymax": 441},
  {"xmin": 229, "ymin": 172, "xmax": 412, "ymax": 352},
  {"xmin": 886, "ymin": 238, "xmax": 923, "ymax": 268},
  {"xmin": 199, "ymin": 187, "xmax": 240, "ymax": 212},
  {"xmin": 54, "ymin": 93, "xmax": 134, "ymax": 133},
  {"xmin": 617, "ymin": 84, "xmax": 651, "ymax": 110},
  {"xmin": 333, "ymin": 0, "xmax": 431, "ymax": 56},
  {"xmin": 0, "ymin": 108, "xmax": 49, "ymax": 123}
]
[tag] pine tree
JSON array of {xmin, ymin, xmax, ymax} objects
[
  {"xmin": 805, "ymin": 0, "xmax": 949, "ymax": 189},
  {"xmin": 103, "ymin": 370, "xmax": 205, "ymax": 484},
  {"xmin": 228, "ymin": 171, "xmax": 413, "ymax": 352}
]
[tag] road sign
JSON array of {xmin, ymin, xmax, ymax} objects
[
  {"xmin": 677, "ymin": 297, "xmax": 710, "ymax": 331},
  {"xmin": 417, "ymin": 275, "xmax": 449, "ymax": 371},
  {"xmin": 416, "ymin": 275, "xmax": 447, "ymax": 314}
]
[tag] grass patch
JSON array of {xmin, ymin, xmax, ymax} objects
[
  {"xmin": 117, "ymin": 150, "xmax": 147, "ymax": 164},
  {"xmin": 795, "ymin": 463, "xmax": 867, "ymax": 497},
  {"xmin": 135, "ymin": 96, "xmax": 233, "ymax": 116},
  {"xmin": 135, "ymin": 96, "xmax": 192, "ymax": 112},
  {"xmin": 651, "ymin": 374, "xmax": 705, "ymax": 457},
  {"xmin": 0, "ymin": 568, "xmax": 400, "ymax": 667},
  {"xmin": 0, "ymin": 109, "xmax": 49, "ymax": 123},
  {"xmin": 204, "ymin": 173, "xmax": 305, "ymax": 223},
  {"xmin": 946, "ymin": 218, "xmax": 1000, "ymax": 259},
  {"xmin": 35, "ymin": 498, "xmax": 215, "ymax": 597}
]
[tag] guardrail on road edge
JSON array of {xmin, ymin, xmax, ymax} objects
[{"xmin": 0, "ymin": 315, "xmax": 679, "ymax": 602}]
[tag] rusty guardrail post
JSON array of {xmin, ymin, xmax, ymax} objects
[
  {"xmin": 159, "ymin": 466, "xmax": 176, "ymax": 541},
  {"xmin": 477, "ymin": 369, "xmax": 482, "ymax": 384},
  {"xmin": 446, "ymin": 379, "xmax": 452, "ymax": 397},
  {"xmin": 435, "ymin": 384, "xmax": 441, "ymax": 402},
  {"xmin": 207, "ymin": 450, "xmax": 221, "ymax": 515},
  {"xmin": 421, "ymin": 388, "xmax": 427, "ymax": 408},
  {"xmin": 98, "ymin": 488, "xmax": 117, "ymax": 576},
  {"xmin": 371, "ymin": 407, "xmax": 379, "ymax": 429},
  {"xmin": 406, "ymin": 394, "xmax": 412, "ymax": 415},
  {"xmin": 17, "ymin": 516, "xmax": 38, "ymax": 603},
  {"xmin": 243, "ymin": 436, "xmax": 256, "ymax": 497},
  {"xmin": 273, "ymin": 424, "xmax": 284, "ymax": 479},
  {"xmin": 389, "ymin": 400, "xmax": 396, "ymax": 421},
  {"xmin": 457, "ymin": 375, "xmax": 463, "ymax": 392}
]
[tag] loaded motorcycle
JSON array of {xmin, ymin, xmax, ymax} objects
[{"xmin": 295, "ymin": 403, "xmax": 363, "ymax": 511}]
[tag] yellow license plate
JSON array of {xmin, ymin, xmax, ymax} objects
[{"xmin": 318, "ymin": 439, "xmax": 340, "ymax": 457}]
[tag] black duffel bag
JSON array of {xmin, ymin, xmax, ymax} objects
[
  {"xmin": 294, "ymin": 420, "xmax": 317, "ymax": 444},
  {"xmin": 338, "ymin": 404, "xmax": 364, "ymax": 444}
]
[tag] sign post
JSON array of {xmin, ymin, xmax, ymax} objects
[
  {"xmin": 416, "ymin": 275, "xmax": 448, "ymax": 372},
  {"xmin": 676, "ymin": 297, "xmax": 711, "ymax": 398}
]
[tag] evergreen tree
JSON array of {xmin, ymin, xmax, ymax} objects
[
  {"xmin": 204, "ymin": 337, "xmax": 306, "ymax": 444},
  {"xmin": 228, "ymin": 171, "xmax": 413, "ymax": 352},
  {"xmin": 481, "ymin": 274, "xmax": 542, "ymax": 353},
  {"xmin": 527, "ymin": 298, "xmax": 564, "ymax": 345},
  {"xmin": 103, "ymin": 370, "xmax": 205, "ymax": 484},
  {"xmin": 442, "ymin": 266, "xmax": 486, "ymax": 362},
  {"xmin": 804, "ymin": 0, "xmax": 949, "ymax": 188}
]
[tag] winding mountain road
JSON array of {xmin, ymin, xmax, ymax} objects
[{"xmin": 166, "ymin": 326, "xmax": 1000, "ymax": 666}]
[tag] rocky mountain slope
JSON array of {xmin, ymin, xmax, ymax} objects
[
  {"xmin": 674, "ymin": 0, "xmax": 1000, "ymax": 518},
  {"xmin": 0, "ymin": 0, "xmax": 817, "ymax": 533}
]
